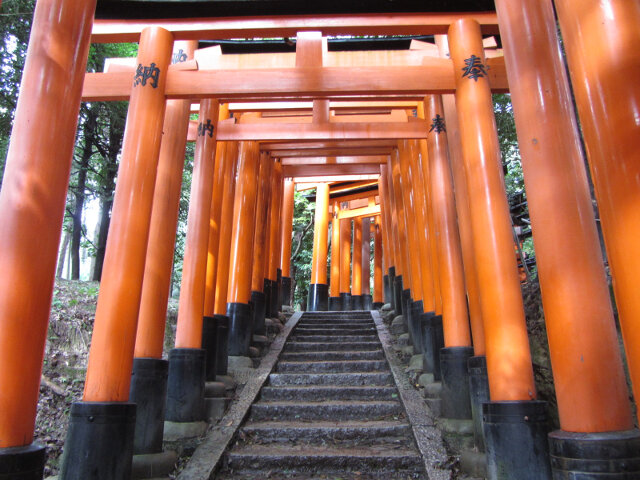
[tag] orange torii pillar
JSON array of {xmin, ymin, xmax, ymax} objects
[
  {"xmin": 361, "ymin": 217, "xmax": 373, "ymax": 310},
  {"xmin": 555, "ymin": 0, "xmax": 640, "ymax": 468},
  {"xmin": 497, "ymin": 0, "xmax": 640, "ymax": 476},
  {"xmin": 329, "ymin": 201, "xmax": 342, "ymax": 310},
  {"xmin": 339, "ymin": 215, "xmax": 352, "ymax": 310},
  {"xmin": 226, "ymin": 142, "xmax": 260, "ymax": 357},
  {"xmin": 351, "ymin": 217, "xmax": 364, "ymax": 310},
  {"xmin": 201, "ymin": 139, "xmax": 232, "ymax": 385},
  {"xmin": 308, "ymin": 184, "xmax": 330, "ymax": 311},
  {"xmin": 280, "ymin": 179, "xmax": 295, "ymax": 306},
  {"xmin": 266, "ymin": 160, "xmax": 284, "ymax": 318},
  {"xmin": 0, "ymin": 0, "xmax": 95, "ymax": 474},
  {"xmin": 379, "ymin": 167, "xmax": 397, "ymax": 310},
  {"xmin": 387, "ymin": 158, "xmax": 408, "ymax": 316},
  {"xmin": 212, "ymin": 142, "xmax": 239, "ymax": 376},
  {"xmin": 167, "ymin": 99, "xmax": 221, "ymax": 425},
  {"xmin": 425, "ymin": 96, "xmax": 474, "ymax": 422},
  {"xmin": 396, "ymin": 144, "xmax": 424, "ymax": 343},
  {"xmin": 373, "ymin": 217, "xmax": 385, "ymax": 309},
  {"xmin": 449, "ymin": 19, "xmax": 549, "ymax": 479},
  {"xmin": 250, "ymin": 154, "xmax": 273, "ymax": 337},
  {"xmin": 130, "ymin": 41, "xmax": 196, "ymax": 457},
  {"xmin": 378, "ymin": 175, "xmax": 393, "ymax": 306},
  {"xmin": 60, "ymin": 27, "xmax": 173, "ymax": 478}
]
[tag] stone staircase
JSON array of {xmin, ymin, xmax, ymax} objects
[{"xmin": 216, "ymin": 311, "xmax": 427, "ymax": 479}]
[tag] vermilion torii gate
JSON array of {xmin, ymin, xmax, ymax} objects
[{"xmin": 0, "ymin": 0, "xmax": 639, "ymax": 479}]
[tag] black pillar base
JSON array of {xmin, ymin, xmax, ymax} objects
[
  {"xmin": 483, "ymin": 401, "xmax": 552, "ymax": 480},
  {"xmin": 308, "ymin": 283, "xmax": 329, "ymax": 311},
  {"xmin": 274, "ymin": 268, "xmax": 282, "ymax": 315},
  {"xmin": 440, "ymin": 346, "xmax": 474, "ymax": 419},
  {"xmin": 227, "ymin": 302, "xmax": 253, "ymax": 356},
  {"xmin": 409, "ymin": 300, "xmax": 424, "ymax": 353},
  {"xmin": 340, "ymin": 292, "xmax": 352, "ymax": 311},
  {"xmin": 351, "ymin": 294, "xmax": 364, "ymax": 310},
  {"xmin": 421, "ymin": 313, "xmax": 443, "ymax": 381},
  {"xmin": 281, "ymin": 276, "xmax": 292, "ymax": 306},
  {"xmin": 214, "ymin": 314, "xmax": 229, "ymax": 376},
  {"xmin": 394, "ymin": 274, "xmax": 403, "ymax": 315},
  {"xmin": 165, "ymin": 348, "xmax": 206, "ymax": 422},
  {"xmin": 0, "ymin": 443, "xmax": 45, "ymax": 480},
  {"xmin": 389, "ymin": 267, "xmax": 396, "ymax": 311},
  {"xmin": 383, "ymin": 274, "xmax": 391, "ymax": 305},
  {"xmin": 328, "ymin": 296, "xmax": 342, "ymax": 311},
  {"xmin": 201, "ymin": 316, "xmax": 218, "ymax": 381},
  {"xmin": 250, "ymin": 291, "xmax": 267, "ymax": 335},
  {"xmin": 363, "ymin": 294, "xmax": 373, "ymax": 310},
  {"xmin": 373, "ymin": 302, "xmax": 385, "ymax": 309},
  {"xmin": 59, "ymin": 402, "xmax": 136, "ymax": 480},
  {"xmin": 549, "ymin": 429, "xmax": 640, "ymax": 479},
  {"xmin": 263, "ymin": 278, "xmax": 272, "ymax": 319},
  {"xmin": 468, "ymin": 355, "xmax": 490, "ymax": 451},
  {"xmin": 129, "ymin": 357, "xmax": 169, "ymax": 454},
  {"xmin": 402, "ymin": 289, "xmax": 411, "ymax": 326}
]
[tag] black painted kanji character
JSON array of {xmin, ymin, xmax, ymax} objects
[
  {"xmin": 461, "ymin": 54, "xmax": 487, "ymax": 82},
  {"xmin": 133, "ymin": 63, "xmax": 161, "ymax": 88},
  {"xmin": 429, "ymin": 114, "xmax": 446, "ymax": 134},
  {"xmin": 198, "ymin": 119, "xmax": 215, "ymax": 138}
]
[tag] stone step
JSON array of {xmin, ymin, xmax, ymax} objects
[
  {"xmin": 296, "ymin": 321, "xmax": 375, "ymax": 328},
  {"xmin": 226, "ymin": 444, "xmax": 424, "ymax": 474},
  {"xmin": 276, "ymin": 360, "xmax": 388, "ymax": 373},
  {"xmin": 294, "ymin": 326, "xmax": 376, "ymax": 334},
  {"xmin": 240, "ymin": 419, "xmax": 412, "ymax": 443},
  {"xmin": 279, "ymin": 350, "xmax": 385, "ymax": 362},
  {"xmin": 249, "ymin": 400, "xmax": 403, "ymax": 421},
  {"xmin": 289, "ymin": 334, "xmax": 379, "ymax": 342},
  {"xmin": 268, "ymin": 372, "xmax": 394, "ymax": 386},
  {"xmin": 283, "ymin": 341, "xmax": 381, "ymax": 352},
  {"xmin": 260, "ymin": 385, "xmax": 399, "ymax": 402}
]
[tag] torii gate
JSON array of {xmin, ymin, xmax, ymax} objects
[{"xmin": 0, "ymin": 1, "xmax": 638, "ymax": 480}]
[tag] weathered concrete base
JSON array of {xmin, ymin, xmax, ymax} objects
[
  {"xmin": 438, "ymin": 418, "xmax": 474, "ymax": 435},
  {"xmin": 132, "ymin": 450, "xmax": 178, "ymax": 479},
  {"xmin": 216, "ymin": 374, "xmax": 236, "ymax": 393},
  {"xmin": 228, "ymin": 355, "xmax": 253, "ymax": 370},
  {"xmin": 205, "ymin": 397, "xmax": 231, "ymax": 422},
  {"xmin": 248, "ymin": 346, "xmax": 260, "ymax": 358},
  {"xmin": 408, "ymin": 354, "xmax": 424, "ymax": 372},
  {"xmin": 398, "ymin": 333, "xmax": 410, "ymax": 346},
  {"xmin": 163, "ymin": 421, "xmax": 208, "ymax": 442},
  {"xmin": 401, "ymin": 345, "xmax": 414, "ymax": 356},
  {"xmin": 204, "ymin": 381, "xmax": 226, "ymax": 398},
  {"xmin": 390, "ymin": 315, "xmax": 407, "ymax": 334},
  {"xmin": 418, "ymin": 373, "xmax": 435, "ymax": 387},
  {"xmin": 381, "ymin": 303, "xmax": 392, "ymax": 311},
  {"xmin": 424, "ymin": 382, "xmax": 442, "ymax": 398},
  {"xmin": 265, "ymin": 317, "xmax": 283, "ymax": 334},
  {"xmin": 460, "ymin": 449, "xmax": 487, "ymax": 478}
]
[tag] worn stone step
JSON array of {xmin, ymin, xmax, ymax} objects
[
  {"xmin": 249, "ymin": 400, "xmax": 403, "ymax": 421},
  {"xmin": 283, "ymin": 341, "xmax": 381, "ymax": 352},
  {"xmin": 218, "ymin": 474, "xmax": 425, "ymax": 480},
  {"xmin": 296, "ymin": 322, "xmax": 375, "ymax": 329},
  {"xmin": 268, "ymin": 372, "xmax": 394, "ymax": 387},
  {"xmin": 260, "ymin": 385, "xmax": 399, "ymax": 401},
  {"xmin": 289, "ymin": 334, "xmax": 379, "ymax": 343},
  {"xmin": 226, "ymin": 444, "xmax": 424, "ymax": 474},
  {"xmin": 279, "ymin": 350, "xmax": 385, "ymax": 362},
  {"xmin": 276, "ymin": 360, "xmax": 388, "ymax": 373},
  {"xmin": 240, "ymin": 419, "xmax": 412, "ymax": 443},
  {"xmin": 295, "ymin": 325, "xmax": 376, "ymax": 333}
]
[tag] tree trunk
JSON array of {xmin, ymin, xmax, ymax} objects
[
  {"xmin": 56, "ymin": 231, "xmax": 70, "ymax": 278},
  {"xmin": 92, "ymin": 195, "xmax": 112, "ymax": 281}
]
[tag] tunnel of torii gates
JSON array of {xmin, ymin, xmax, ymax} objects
[{"xmin": 0, "ymin": 0, "xmax": 638, "ymax": 479}]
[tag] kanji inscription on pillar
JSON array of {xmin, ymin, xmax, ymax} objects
[
  {"xmin": 133, "ymin": 63, "xmax": 161, "ymax": 88},
  {"xmin": 429, "ymin": 114, "xmax": 447, "ymax": 134},
  {"xmin": 198, "ymin": 119, "xmax": 215, "ymax": 137},
  {"xmin": 461, "ymin": 55, "xmax": 487, "ymax": 81},
  {"xmin": 172, "ymin": 49, "xmax": 188, "ymax": 64}
]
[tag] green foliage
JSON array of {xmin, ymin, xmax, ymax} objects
[
  {"xmin": 171, "ymin": 142, "xmax": 195, "ymax": 295},
  {"xmin": 290, "ymin": 189, "xmax": 315, "ymax": 309},
  {"xmin": 493, "ymin": 93, "xmax": 524, "ymax": 196}
]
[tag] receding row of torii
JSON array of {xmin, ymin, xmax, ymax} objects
[{"xmin": 0, "ymin": 0, "xmax": 638, "ymax": 479}]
